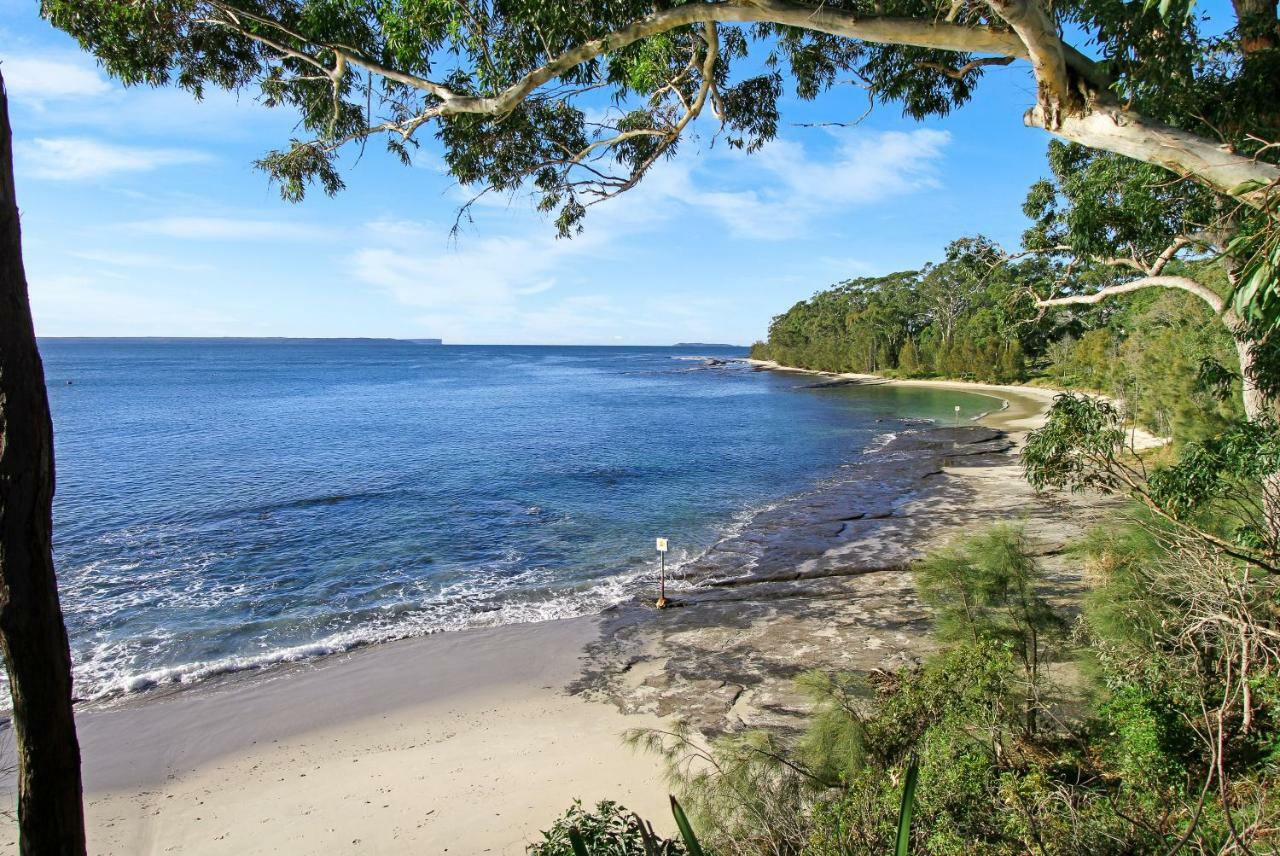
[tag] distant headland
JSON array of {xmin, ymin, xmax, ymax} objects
[{"xmin": 673, "ymin": 342, "xmax": 742, "ymax": 348}]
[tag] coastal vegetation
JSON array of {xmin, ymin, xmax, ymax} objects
[
  {"xmin": 610, "ymin": 503, "xmax": 1280, "ymax": 854},
  {"xmin": 0, "ymin": 0, "xmax": 1273, "ymax": 852},
  {"xmin": 747, "ymin": 245, "xmax": 1243, "ymax": 443}
]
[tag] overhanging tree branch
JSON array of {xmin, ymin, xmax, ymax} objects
[
  {"xmin": 1034, "ymin": 275, "xmax": 1226, "ymax": 314},
  {"xmin": 1027, "ymin": 106, "xmax": 1280, "ymax": 209},
  {"xmin": 208, "ymin": 0, "xmax": 1279, "ymax": 213}
]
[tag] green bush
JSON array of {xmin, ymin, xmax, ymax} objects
[{"xmin": 528, "ymin": 799, "xmax": 688, "ymax": 856}]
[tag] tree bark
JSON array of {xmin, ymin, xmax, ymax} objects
[
  {"xmin": 1232, "ymin": 0, "xmax": 1279, "ymax": 55},
  {"xmin": 0, "ymin": 70, "xmax": 87, "ymax": 856},
  {"xmin": 1026, "ymin": 105, "xmax": 1280, "ymax": 206}
]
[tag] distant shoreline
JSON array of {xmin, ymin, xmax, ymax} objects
[
  {"xmin": 38, "ymin": 337, "xmax": 749, "ymax": 346},
  {"xmin": 746, "ymin": 358, "xmax": 1057, "ymax": 433}
]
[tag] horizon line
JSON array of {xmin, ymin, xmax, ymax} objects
[{"xmin": 37, "ymin": 336, "xmax": 750, "ymax": 347}]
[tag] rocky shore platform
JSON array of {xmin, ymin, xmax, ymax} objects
[{"xmin": 571, "ymin": 424, "xmax": 1120, "ymax": 736}]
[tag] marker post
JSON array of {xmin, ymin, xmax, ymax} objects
[{"xmin": 655, "ymin": 537, "xmax": 669, "ymax": 609}]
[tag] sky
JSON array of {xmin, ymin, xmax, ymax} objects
[{"xmin": 3, "ymin": 2, "xmax": 1065, "ymax": 345}]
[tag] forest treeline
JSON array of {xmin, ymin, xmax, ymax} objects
[{"xmin": 748, "ymin": 236, "xmax": 1242, "ymax": 443}]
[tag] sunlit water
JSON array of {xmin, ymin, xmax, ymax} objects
[{"xmin": 38, "ymin": 341, "xmax": 995, "ymax": 702}]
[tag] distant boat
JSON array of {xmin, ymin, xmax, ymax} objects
[{"xmin": 412, "ymin": 339, "xmax": 444, "ymax": 345}]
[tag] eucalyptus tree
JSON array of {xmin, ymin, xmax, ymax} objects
[
  {"xmin": 1024, "ymin": 142, "xmax": 1278, "ymax": 420},
  {"xmin": 0, "ymin": 70, "xmax": 85, "ymax": 856},
  {"xmin": 1, "ymin": 0, "xmax": 1276, "ymax": 850},
  {"xmin": 44, "ymin": 0, "xmax": 1280, "ymax": 235},
  {"xmin": 919, "ymin": 236, "xmax": 1000, "ymax": 347}
]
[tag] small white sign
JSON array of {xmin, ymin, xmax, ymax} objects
[{"xmin": 655, "ymin": 538, "xmax": 668, "ymax": 553}]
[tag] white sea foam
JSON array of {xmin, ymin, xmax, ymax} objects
[{"xmin": 59, "ymin": 500, "xmax": 776, "ymax": 707}]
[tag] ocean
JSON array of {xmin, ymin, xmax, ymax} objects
[{"xmin": 38, "ymin": 340, "xmax": 995, "ymax": 702}]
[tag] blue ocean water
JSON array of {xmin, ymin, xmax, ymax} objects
[{"xmin": 39, "ymin": 340, "xmax": 996, "ymax": 701}]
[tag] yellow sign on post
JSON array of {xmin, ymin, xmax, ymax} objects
[{"xmin": 655, "ymin": 537, "xmax": 668, "ymax": 553}]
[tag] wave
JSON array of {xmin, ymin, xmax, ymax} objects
[{"xmin": 65, "ymin": 489, "xmax": 786, "ymax": 707}]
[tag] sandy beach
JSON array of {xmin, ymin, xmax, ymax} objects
[
  {"xmin": 2, "ymin": 367, "xmax": 1128, "ymax": 856},
  {"xmin": 746, "ymin": 359, "xmax": 1165, "ymax": 444},
  {"xmin": 2, "ymin": 619, "xmax": 671, "ymax": 855}
]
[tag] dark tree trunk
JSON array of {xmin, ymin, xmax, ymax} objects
[
  {"xmin": 1231, "ymin": 0, "xmax": 1278, "ymax": 54},
  {"xmin": 0, "ymin": 70, "xmax": 87, "ymax": 856}
]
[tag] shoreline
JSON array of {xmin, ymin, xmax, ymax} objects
[
  {"xmin": 54, "ymin": 358, "xmax": 1041, "ymax": 715},
  {"xmin": 746, "ymin": 359, "xmax": 1167, "ymax": 445},
  {"xmin": 2, "ymin": 364, "xmax": 1100, "ymax": 854},
  {"xmin": 746, "ymin": 358, "xmax": 1061, "ymax": 433},
  {"xmin": 4, "ymin": 617, "xmax": 673, "ymax": 855}
]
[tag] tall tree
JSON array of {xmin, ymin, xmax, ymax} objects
[
  {"xmin": 0, "ymin": 70, "xmax": 87, "ymax": 855},
  {"xmin": 1023, "ymin": 142, "xmax": 1276, "ymax": 421}
]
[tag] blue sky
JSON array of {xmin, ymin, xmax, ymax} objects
[{"xmin": 3, "ymin": 2, "xmax": 1061, "ymax": 345}]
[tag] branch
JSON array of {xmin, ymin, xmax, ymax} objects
[
  {"xmin": 1028, "ymin": 104, "xmax": 1280, "ymax": 210},
  {"xmin": 915, "ymin": 55, "xmax": 1015, "ymax": 79},
  {"xmin": 202, "ymin": 0, "xmax": 1280, "ymax": 214},
  {"xmin": 436, "ymin": 0, "xmax": 1033, "ymax": 118},
  {"xmin": 1149, "ymin": 235, "xmax": 1195, "ymax": 276},
  {"xmin": 987, "ymin": 0, "xmax": 1072, "ymax": 126},
  {"xmin": 1035, "ymin": 275, "xmax": 1226, "ymax": 314}
]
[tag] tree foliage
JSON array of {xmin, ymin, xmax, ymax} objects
[
  {"xmin": 751, "ymin": 236, "xmax": 1036, "ymax": 383},
  {"xmin": 42, "ymin": 0, "xmax": 1280, "ymax": 264}
]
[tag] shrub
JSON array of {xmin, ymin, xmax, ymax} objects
[{"xmin": 528, "ymin": 799, "xmax": 688, "ymax": 856}]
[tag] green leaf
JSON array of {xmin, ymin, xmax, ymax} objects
[
  {"xmin": 895, "ymin": 757, "xmax": 920, "ymax": 856},
  {"xmin": 1228, "ymin": 179, "xmax": 1268, "ymax": 197},
  {"xmin": 669, "ymin": 796, "xmax": 705, "ymax": 856},
  {"xmin": 633, "ymin": 812, "xmax": 660, "ymax": 856},
  {"xmin": 567, "ymin": 826, "xmax": 590, "ymax": 856}
]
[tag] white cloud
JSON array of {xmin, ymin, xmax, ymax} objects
[
  {"xmin": 348, "ymin": 216, "xmax": 669, "ymax": 343},
  {"xmin": 351, "ymin": 233, "xmax": 573, "ymax": 312},
  {"xmin": 641, "ymin": 128, "xmax": 952, "ymax": 240},
  {"xmin": 17, "ymin": 137, "xmax": 211, "ymax": 180},
  {"xmin": 125, "ymin": 216, "xmax": 330, "ymax": 241},
  {"xmin": 346, "ymin": 127, "xmax": 949, "ymax": 340},
  {"xmin": 2, "ymin": 57, "xmax": 111, "ymax": 105}
]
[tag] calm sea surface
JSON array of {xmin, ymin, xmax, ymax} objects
[{"xmin": 38, "ymin": 340, "xmax": 995, "ymax": 701}]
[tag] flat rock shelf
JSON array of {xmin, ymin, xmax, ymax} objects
[{"xmin": 572, "ymin": 426, "xmax": 1121, "ymax": 736}]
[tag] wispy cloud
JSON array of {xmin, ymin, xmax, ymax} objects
[
  {"xmin": 637, "ymin": 128, "xmax": 952, "ymax": 240},
  {"xmin": 28, "ymin": 274, "xmax": 235, "ymax": 336},
  {"xmin": 348, "ymin": 218, "xmax": 668, "ymax": 343},
  {"xmin": 70, "ymin": 248, "xmax": 214, "ymax": 273},
  {"xmin": 17, "ymin": 137, "xmax": 212, "ymax": 180},
  {"xmin": 351, "ymin": 226, "xmax": 576, "ymax": 311},
  {"xmin": 2, "ymin": 57, "xmax": 111, "ymax": 105},
  {"xmin": 346, "ymin": 127, "xmax": 949, "ymax": 340},
  {"xmin": 125, "ymin": 216, "xmax": 330, "ymax": 241}
]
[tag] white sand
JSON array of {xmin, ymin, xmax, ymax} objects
[
  {"xmin": 1, "ymin": 618, "xmax": 671, "ymax": 856},
  {"xmin": 747, "ymin": 360, "xmax": 1166, "ymax": 446}
]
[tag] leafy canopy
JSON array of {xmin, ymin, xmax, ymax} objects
[
  {"xmin": 45, "ymin": 0, "xmax": 1031, "ymax": 236},
  {"xmin": 44, "ymin": 0, "xmax": 1278, "ymax": 237}
]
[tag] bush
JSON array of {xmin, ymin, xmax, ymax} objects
[{"xmin": 528, "ymin": 799, "xmax": 688, "ymax": 855}]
